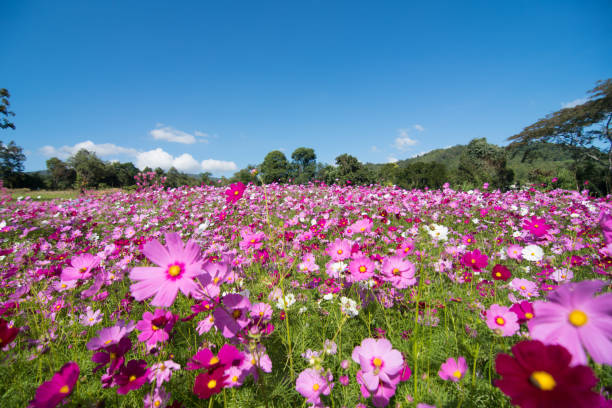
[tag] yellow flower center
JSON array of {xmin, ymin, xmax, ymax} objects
[
  {"xmin": 520, "ymin": 285, "xmax": 526, "ymax": 290},
  {"xmin": 129, "ymin": 375, "xmax": 137, "ymax": 382},
  {"xmin": 234, "ymin": 190, "xmax": 239, "ymax": 195},
  {"xmin": 213, "ymin": 277, "xmax": 219, "ymax": 284},
  {"xmin": 312, "ymin": 383, "xmax": 320, "ymax": 391},
  {"xmin": 232, "ymin": 375, "xmax": 238, "ymax": 382},
  {"xmin": 359, "ymin": 266, "xmax": 366, "ymax": 273},
  {"xmin": 80, "ymin": 267, "xmax": 87, "ymax": 273},
  {"xmin": 495, "ymin": 272, "xmax": 501, "ymax": 277},
  {"xmin": 471, "ymin": 259, "xmax": 476, "ymax": 264},
  {"xmin": 529, "ymin": 371, "xmax": 556, "ymax": 391},
  {"xmin": 360, "ymin": 227, "xmax": 365, "ymax": 232},
  {"xmin": 61, "ymin": 284, "xmax": 67, "ymax": 288},
  {"xmin": 59, "ymin": 385, "xmax": 69, "ymax": 394},
  {"xmin": 392, "ymin": 268, "xmax": 400, "ymax": 276},
  {"xmin": 568, "ymin": 310, "xmax": 588, "ymax": 327},
  {"xmin": 154, "ymin": 401, "xmax": 161, "ymax": 407},
  {"xmin": 233, "ymin": 310, "xmax": 242, "ymax": 319},
  {"xmin": 495, "ymin": 317, "xmax": 505, "ymax": 326},
  {"xmin": 250, "ymin": 239, "xmax": 255, "ymax": 243},
  {"xmin": 110, "ymin": 352, "xmax": 117, "ymax": 360},
  {"xmin": 207, "ymin": 379, "xmax": 217, "ymax": 389},
  {"xmin": 209, "ymin": 356, "xmax": 219, "ymax": 365},
  {"xmin": 373, "ymin": 357, "xmax": 382, "ymax": 367},
  {"xmin": 152, "ymin": 325, "xmax": 159, "ymax": 331},
  {"xmin": 525, "ymin": 312, "xmax": 534, "ymax": 319},
  {"xmin": 337, "ymin": 249, "xmax": 343, "ymax": 254},
  {"xmin": 104, "ymin": 339, "xmax": 112, "ymax": 345},
  {"xmin": 534, "ymin": 224, "xmax": 539, "ymax": 228},
  {"xmin": 168, "ymin": 265, "xmax": 181, "ymax": 277},
  {"xmin": 453, "ymin": 370, "xmax": 462, "ymax": 379}
]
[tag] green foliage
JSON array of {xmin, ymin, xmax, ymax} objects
[
  {"xmin": 290, "ymin": 147, "xmax": 317, "ymax": 184},
  {"xmin": 0, "ymin": 140, "xmax": 26, "ymax": 187},
  {"xmin": 46, "ymin": 157, "xmax": 76, "ymax": 189},
  {"xmin": 231, "ymin": 165, "xmax": 259, "ymax": 185},
  {"xmin": 456, "ymin": 138, "xmax": 514, "ymax": 190},
  {"xmin": 0, "ymin": 88, "xmax": 16, "ymax": 130},
  {"xmin": 261, "ymin": 150, "xmax": 290, "ymax": 184},
  {"xmin": 329, "ymin": 153, "xmax": 375, "ymax": 185},
  {"xmin": 396, "ymin": 161, "xmax": 448, "ymax": 190}
]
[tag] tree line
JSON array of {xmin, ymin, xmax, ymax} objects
[{"xmin": 1, "ymin": 78, "xmax": 610, "ymax": 193}]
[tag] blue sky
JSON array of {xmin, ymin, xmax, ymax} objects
[{"xmin": 2, "ymin": 1, "xmax": 611, "ymax": 175}]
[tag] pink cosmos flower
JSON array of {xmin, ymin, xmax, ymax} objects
[
  {"xmin": 486, "ymin": 304, "xmax": 519, "ymax": 337},
  {"xmin": 213, "ymin": 294, "xmax": 251, "ymax": 338},
  {"xmin": 348, "ymin": 256, "xmax": 376, "ymax": 282},
  {"xmin": 326, "ymin": 239, "xmax": 352, "ymax": 261},
  {"xmin": 438, "ymin": 356, "xmax": 467, "ymax": 382},
  {"xmin": 129, "ymin": 232, "xmax": 205, "ymax": 307},
  {"xmin": 528, "ymin": 280, "xmax": 612, "ymax": 366},
  {"xmin": 352, "ymin": 338, "xmax": 404, "ymax": 393},
  {"xmin": 523, "ymin": 216, "xmax": 551, "ymax": 238},
  {"xmin": 599, "ymin": 211, "xmax": 612, "ymax": 244},
  {"xmin": 507, "ymin": 244, "xmax": 523, "ymax": 260},
  {"xmin": 461, "ymin": 249, "xmax": 488, "ymax": 271},
  {"xmin": 510, "ymin": 278, "xmax": 539, "ymax": 298},
  {"xmin": 136, "ymin": 309, "xmax": 178, "ymax": 346},
  {"xmin": 510, "ymin": 301, "xmax": 535, "ymax": 324},
  {"xmin": 396, "ymin": 238, "xmax": 415, "ymax": 257},
  {"xmin": 149, "ymin": 360, "xmax": 180, "ymax": 385},
  {"xmin": 29, "ymin": 362, "xmax": 79, "ymax": 408},
  {"xmin": 86, "ymin": 320, "xmax": 135, "ymax": 350},
  {"xmin": 350, "ymin": 218, "xmax": 373, "ymax": 235},
  {"xmin": 60, "ymin": 253, "xmax": 100, "ymax": 281},
  {"xmin": 381, "ymin": 256, "xmax": 416, "ymax": 289},
  {"xmin": 225, "ymin": 182, "xmax": 246, "ymax": 204},
  {"xmin": 295, "ymin": 368, "xmax": 332, "ymax": 406},
  {"xmin": 239, "ymin": 230, "xmax": 266, "ymax": 251}
]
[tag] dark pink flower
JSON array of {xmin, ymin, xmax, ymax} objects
[
  {"xmin": 29, "ymin": 362, "xmax": 79, "ymax": 408},
  {"xmin": 136, "ymin": 309, "xmax": 177, "ymax": 346},
  {"xmin": 461, "ymin": 249, "xmax": 488, "ymax": 271},
  {"xmin": 115, "ymin": 359, "xmax": 150, "ymax": 394},
  {"xmin": 225, "ymin": 182, "xmax": 246, "ymax": 204}
]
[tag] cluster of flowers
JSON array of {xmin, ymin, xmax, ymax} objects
[{"xmin": 134, "ymin": 171, "xmax": 167, "ymax": 191}]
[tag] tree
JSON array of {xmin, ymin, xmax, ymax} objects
[
  {"xmin": 0, "ymin": 89, "xmax": 15, "ymax": 130},
  {"xmin": 508, "ymin": 79, "xmax": 612, "ymax": 175},
  {"xmin": 0, "ymin": 140, "xmax": 26, "ymax": 187},
  {"xmin": 260, "ymin": 150, "xmax": 290, "ymax": 184},
  {"xmin": 457, "ymin": 138, "xmax": 513, "ymax": 190},
  {"xmin": 231, "ymin": 165, "xmax": 258, "ymax": 185},
  {"xmin": 46, "ymin": 157, "xmax": 76, "ymax": 189},
  {"xmin": 67, "ymin": 149, "xmax": 107, "ymax": 189},
  {"xmin": 333, "ymin": 154, "xmax": 374, "ymax": 185},
  {"xmin": 396, "ymin": 162, "xmax": 447, "ymax": 190},
  {"xmin": 291, "ymin": 147, "xmax": 317, "ymax": 184}
]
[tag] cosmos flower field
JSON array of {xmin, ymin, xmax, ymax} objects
[{"xmin": 0, "ymin": 182, "xmax": 611, "ymax": 407}]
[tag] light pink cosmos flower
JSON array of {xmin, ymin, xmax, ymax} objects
[
  {"xmin": 528, "ymin": 280, "xmax": 612, "ymax": 366},
  {"xmin": 86, "ymin": 320, "xmax": 135, "ymax": 350},
  {"xmin": 506, "ymin": 244, "xmax": 523, "ymax": 260},
  {"xmin": 129, "ymin": 232, "xmax": 205, "ymax": 307},
  {"xmin": 351, "ymin": 338, "xmax": 404, "ymax": 393},
  {"xmin": 295, "ymin": 368, "xmax": 332, "ymax": 406},
  {"xmin": 485, "ymin": 304, "xmax": 519, "ymax": 337},
  {"xmin": 326, "ymin": 238, "xmax": 352, "ymax": 261},
  {"xmin": 148, "ymin": 360, "xmax": 180, "ymax": 385},
  {"xmin": 381, "ymin": 256, "xmax": 416, "ymax": 289},
  {"xmin": 510, "ymin": 278, "xmax": 539, "ymax": 298},
  {"xmin": 213, "ymin": 294, "xmax": 251, "ymax": 338},
  {"xmin": 438, "ymin": 356, "xmax": 467, "ymax": 382},
  {"xmin": 348, "ymin": 256, "xmax": 375, "ymax": 282},
  {"xmin": 61, "ymin": 253, "xmax": 100, "ymax": 281}
]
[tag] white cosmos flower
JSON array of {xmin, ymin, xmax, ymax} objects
[{"xmin": 522, "ymin": 244, "xmax": 543, "ymax": 262}]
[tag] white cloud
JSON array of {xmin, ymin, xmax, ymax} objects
[
  {"xmin": 371, "ymin": 145, "xmax": 379, "ymax": 152},
  {"xmin": 135, "ymin": 149, "xmax": 205, "ymax": 173},
  {"xmin": 40, "ymin": 140, "xmax": 138, "ymax": 159},
  {"xmin": 561, "ymin": 98, "xmax": 587, "ymax": 109},
  {"xmin": 150, "ymin": 125, "xmax": 197, "ymax": 144},
  {"xmin": 394, "ymin": 129, "xmax": 418, "ymax": 151},
  {"xmin": 201, "ymin": 159, "xmax": 238, "ymax": 173},
  {"xmin": 414, "ymin": 124, "xmax": 425, "ymax": 132},
  {"xmin": 387, "ymin": 156, "xmax": 398, "ymax": 163}
]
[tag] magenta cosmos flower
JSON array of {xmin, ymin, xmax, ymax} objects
[
  {"xmin": 486, "ymin": 304, "xmax": 519, "ymax": 337},
  {"xmin": 60, "ymin": 253, "xmax": 100, "ymax": 281},
  {"xmin": 225, "ymin": 182, "xmax": 246, "ymax": 204},
  {"xmin": 115, "ymin": 359, "xmax": 150, "ymax": 394},
  {"xmin": 213, "ymin": 294, "xmax": 252, "ymax": 338},
  {"xmin": 29, "ymin": 362, "xmax": 79, "ymax": 408},
  {"xmin": 495, "ymin": 340, "xmax": 600, "ymax": 408},
  {"xmin": 352, "ymin": 338, "xmax": 404, "ymax": 393},
  {"xmin": 136, "ymin": 309, "xmax": 178, "ymax": 346},
  {"xmin": 296, "ymin": 368, "xmax": 332, "ymax": 406},
  {"xmin": 381, "ymin": 256, "xmax": 416, "ymax": 289},
  {"xmin": 129, "ymin": 232, "xmax": 205, "ymax": 307},
  {"xmin": 522, "ymin": 216, "xmax": 551, "ymax": 238},
  {"xmin": 461, "ymin": 249, "xmax": 488, "ymax": 271},
  {"xmin": 528, "ymin": 280, "xmax": 612, "ymax": 366},
  {"xmin": 438, "ymin": 356, "xmax": 467, "ymax": 382}
]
